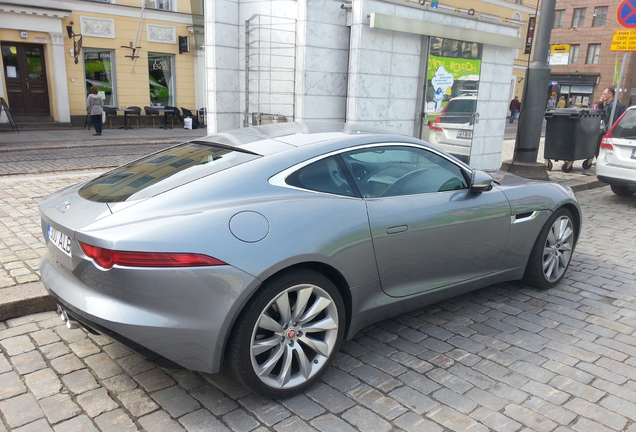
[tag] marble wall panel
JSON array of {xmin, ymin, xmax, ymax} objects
[
  {"xmin": 359, "ymin": 26, "xmax": 394, "ymax": 52},
  {"xmin": 306, "ymin": 23, "xmax": 350, "ymax": 50},
  {"xmin": 351, "ymin": 97, "xmax": 390, "ymax": 121},
  {"xmin": 305, "ymin": 47, "xmax": 350, "ymax": 73},
  {"xmin": 214, "ymin": 46, "xmax": 239, "ymax": 70},
  {"xmin": 389, "ymin": 76, "xmax": 419, "ymax": 99},
  {"xmin": 355, "ymin": 49, "xmax": 392, "ymax": 75},
  {"xmin": 214, "ymin": 0, "xmax": 238, "ymax": 25},
  {"xmin": 304, "ymin": 72, "xmax": 348, "ymax": 96},
  {"xmin": 214, "ymin": 22, "xmax": 239, "ymax": 47},
  {"xmin": 390, "ymin": 53, "xmax": 420, "ymax": 77},
  {"xmin": 391, "ymin": 32, "xmax": 421, "ymax": 56},
  {"xmin": 357, "ymin": 74, "xmax": 391, "ymax": 98},
  {"xmin": 388, "ymin": 98, "xmax": 417, "ymax": 120},
  {"xmin": 302, "ymin": 95, "xmax": 346, "ymax": 120},
  {"xmin": 304, "ymin": 0, "xmax": 347, "ymax": 24}
]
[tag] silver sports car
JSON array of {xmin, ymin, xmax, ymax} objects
[{"xmin": 39, "ymin": 122, "xmax": 580, "ymax": 398}]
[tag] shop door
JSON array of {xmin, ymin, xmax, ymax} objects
[{"xmin": 1, "ymin": 43, "xmax": 50, "ymax": 116}]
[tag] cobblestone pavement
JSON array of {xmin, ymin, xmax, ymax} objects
[
  {"xmin": 1, "ymin": 168, "xmax": 636, "ymax": 431},
  {"xmin": 0, "ymin": 144, "xmax": 170, "ymax": 176}
]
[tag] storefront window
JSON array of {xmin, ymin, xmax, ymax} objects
[
  {"xmin": 421, "ymin": 37, "xmax": 482, "ymax": 164},
  {"xmin": 84, "ymin": 49, "xmax": 115, "ymax": 106},
  {"xmin": 148, "ymin": 53, "xmax": 174, "ymax": 106}
]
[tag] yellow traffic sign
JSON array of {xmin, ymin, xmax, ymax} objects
[{"xmin": 611, "ymin": 30, "xmax": 636, "ymax": 51}]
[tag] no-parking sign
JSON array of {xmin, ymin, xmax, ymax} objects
[{"xmin": 617, "ymin": 0, "xmax": 636, "ymax": 29}]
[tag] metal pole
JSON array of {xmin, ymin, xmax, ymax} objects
[
  {"xmin": 501, "ymin": 0, "xmax": 555, "ymax": 180},
  {"xmin": 608, "ymin": 52, "xmax": 629, "ymax": 128}
]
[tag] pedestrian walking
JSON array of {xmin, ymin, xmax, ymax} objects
[
  {"xmin": 509, "ymin": 96, "xmax": 520, "ymax": 123},
  {"xmin": 556, "ymin": 96, "xmax": 566, "ymax": 108},
  {"xmin": 86, "ymin": 86, "xmax": 104, "ymax": 136},
  {"xmin": 546, "ymin": 95, "xmax": 557, "ymax": 109}
]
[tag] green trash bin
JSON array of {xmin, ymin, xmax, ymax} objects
[{"xmin": 544, "ymin": 108, "xmax": 602, "ymax": 172}]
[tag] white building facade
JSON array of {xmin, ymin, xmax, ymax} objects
[{"xmin": 203, "ymin": 0, "xmax": 525, "ymax": 169}]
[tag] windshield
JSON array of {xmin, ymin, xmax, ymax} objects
[{"xmin": 79, "ymin": 142, "xmax": 260, "ymax": 202}]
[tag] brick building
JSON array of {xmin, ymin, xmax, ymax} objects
[{"xmin": 549, "ymin": 0, "xmax": 635, "ymax": 108}]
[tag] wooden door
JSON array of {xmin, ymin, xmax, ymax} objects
[{"xmin": 1, "ymin": 43, "xmax": 50, "ymax": 116}]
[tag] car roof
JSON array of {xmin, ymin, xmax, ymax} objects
[{"xmin": 192, "ymin": 122, "xmax": 409, "ymax": 156}]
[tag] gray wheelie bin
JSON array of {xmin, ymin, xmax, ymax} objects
[{"xmin": 543, "ymin": 108, "xmax": 602, "ymax": 172}]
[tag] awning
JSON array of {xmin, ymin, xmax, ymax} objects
[
  {"xmin": 370, "ymin": 13, "xmax": 524, "ymax": 49},
  {"xmin": 549, "ymin": 74, "xmax": 599, "ymax": 85}
]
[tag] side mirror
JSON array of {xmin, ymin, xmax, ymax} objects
[{"xmin": 470, "ymin": 170, "xmax": 494, "ymax": 193}]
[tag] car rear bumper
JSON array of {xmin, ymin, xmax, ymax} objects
[
  {"xmin": 597, "ymin": 175, "xmax": 636, "ymax": 190},
  {"xmin": 39, "ymin": 253, "xmax": 259, "ymax": 373}
]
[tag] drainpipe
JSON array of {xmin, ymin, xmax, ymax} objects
[{"xmin": 501, "ymin": 0, "xmax": 555, "ymax": 180}]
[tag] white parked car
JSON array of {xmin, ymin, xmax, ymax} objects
[
  {"xmin": 596, "ymin": 106, "xmax": 636, "ymax": 196},
  {"xmin": 427, "ymin": 95, "xmax": 477, "ymax": 163}
]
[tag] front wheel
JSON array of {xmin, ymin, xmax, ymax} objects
[
  {"xmin": 522, "ymin": 208, "xmax": 577, "ymax": 289},
  {"xmin": 226, "ymin": 270, "xmax": 345, "ymax": 398}
]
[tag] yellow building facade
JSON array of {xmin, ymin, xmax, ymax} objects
[{"xmin": 1, "ymin": 0, "xmax": 202, "ymax": 127}]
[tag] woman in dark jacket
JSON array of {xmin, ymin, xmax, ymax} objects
[{"xmin": 86, "ymin": 86, "xmax": 104, "ymax": 136}]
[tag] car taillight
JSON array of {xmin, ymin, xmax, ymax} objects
[
  {"xmin": 79, "ymin": 242, "xmax": 226, "ymax": 269},
  {"xmin": 429, "ymin": 118, "xmax": 443, "ymax": 132},
  {"xmin": 600, "ymin": 136, "xmax": 613, "ymax": 150}
]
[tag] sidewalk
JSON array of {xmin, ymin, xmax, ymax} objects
[
  {"xmin": 1, "ymin": 124, "xmax": 604, "ymax": 192},
  {"xmin": 0, "ymin": 125, "xmax": 208, "ymax": 152}
]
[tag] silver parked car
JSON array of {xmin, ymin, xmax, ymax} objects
[{"xmin": 40, "ymin": 122, "xmax": 581, "ymax": 398}]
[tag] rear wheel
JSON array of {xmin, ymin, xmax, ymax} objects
[
  {"xmin": 226, "ymin": 270, "xmax": 345, "ymax": 398},
  {"xmin": 522, "ymin": 208, "xmax": 576, "ymax": 289},
  {"xmin": 610, "ymin": 185, "xmax": 635, "ymax": 196},
  {"xmin": 561, "ymin": 161, "xmax": 573, "ymax": 173},
  {"xmin": 582, "ymin": 158, "xmax": 594, "ymax": 170}
]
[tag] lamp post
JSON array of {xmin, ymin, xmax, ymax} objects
[{"xmin": 500, "ymin": 0, "xmax": 556, "ymax": 180}]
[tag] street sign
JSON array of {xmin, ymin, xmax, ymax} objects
[
  {"xmin": 610, "ymin": 30, "xmax": 636, "ymax": 51},
  {"xmin": 549, "ymin": 44, "xmax": 570, "ymax": 65},
  {"xmin": 617, "ymin": 0, "xmax": 636, "ymax": 28}
]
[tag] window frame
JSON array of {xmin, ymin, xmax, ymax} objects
[
  {"xmin": 145, "ymin": 0, "xmax": 172, "ymax": 11},
  {"xmin": 83, "ymin": 48, "xmax": 116, "ymax": 106},
  {"xmin": 586, "ymin": 44, "xmax": 601, "ymax": 64},
  {"xmin": 572, "ymin": 8, "xmax": 586, "ymax": 28},
  {"xmin": 569, "ymin": 45, "xmax": 580, "ymax": 64},
  {"xmin": 592, "ymin": 6, "xmax": 608, "ymax": 27},
  {"xmin": 148, "ymin": 53, "xmax": 175, "ymax": 107},
  {"xmin": 553, "ymin": 10, "xmax": 565, "ymax": 28}
]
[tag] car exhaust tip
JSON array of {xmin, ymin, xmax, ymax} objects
[{"xmin": 57, "ymin": 305, "xmax": 80, "ymax": 330}]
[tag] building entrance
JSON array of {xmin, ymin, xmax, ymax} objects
[{"xmin": 1, "ymin": 43, "xmax": 50, "ymax": 117}]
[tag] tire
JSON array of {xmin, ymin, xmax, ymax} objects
[
  {"xmin": 561, "ymin": 161, "xmax": 573, "ymax": 173},
  {"xmin": 522, "ymin": 208, "xmax": 577, "ymax": 290},
  {"xmin": 582, "ymin": 158, "xmax": 593, "ymax": 170},
  {"xmin": 610, "ymin": 185, "xmax": 635, "ymax": 196},
  {"xmin": 226, "ymin": 269, "xmax": 345, "ymax": 398},
  {"xmin": 545, "ymin": 159, "xmax": 553, "ymax": 171}
]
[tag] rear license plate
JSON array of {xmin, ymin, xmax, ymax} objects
[
  {"xmin": 48, "ymin": 225, "xmax": 72, "ymax": 257},
  {"xmin": 457, "ymin": 130, "xmax": 472, "ymax": 139}
]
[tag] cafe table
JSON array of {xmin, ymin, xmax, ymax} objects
[{"xmin": 154, "ymin": 107, "xmax": 174, "ymax": 130}]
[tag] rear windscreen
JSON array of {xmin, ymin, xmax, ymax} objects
[
  {"xmin": 614, "ymin": 110, "xmax": 636, "ymax": 139},
  {"xmin": 79, "ymin": 142, "xmax": 260, "ymax": 202}
]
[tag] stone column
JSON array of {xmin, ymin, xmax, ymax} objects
[{"xmin": 49, "ymin": 32, "xmax": 71, "ymax": 123}]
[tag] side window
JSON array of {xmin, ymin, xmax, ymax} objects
[
  {"xmin": 286, "ymin": 156, "xmax": 356, "ymax": 197},
  {"xmin": 341, "ymin": 146, "xmax": 468, "ymax": 198}
]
